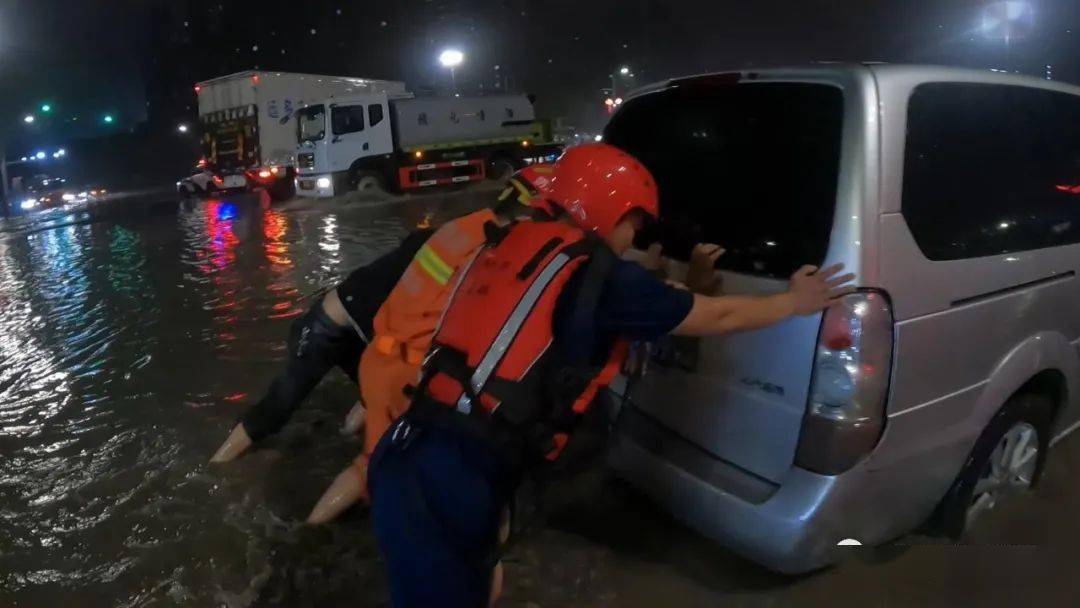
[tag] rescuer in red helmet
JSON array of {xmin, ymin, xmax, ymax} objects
[
  {"xmin": 303, "ymin": 164, "xmax": 559, "ymax": 525},
  {"xmin": 367, "ymin": 144, "xmax": 855, "ymax": 607}
]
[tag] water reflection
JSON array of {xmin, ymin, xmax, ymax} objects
[
  {"xmin": 0, "ymin": 238, "xmax": 70, "ymax": 440},
  {"xmin": 205, "ymin": 200, "xmax": 240, "ymax": 272},
  {"xmin": 319, "ymin": 214, "xmax": 341, "ymax": 269},
  {"xmin": 262, "ymin": 208, "xmax": 292, "ymax": 268},
  {"xmin": 0, "ymin": 190, "xmax": 489, "ymax": 605}
]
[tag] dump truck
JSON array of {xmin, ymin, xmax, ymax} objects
[{"xmin": 293, "ymin": 92, "xmax": 563, "ymax": 197}]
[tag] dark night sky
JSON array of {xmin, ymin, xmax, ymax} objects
[{"xmin": 1, "ymin": 0, "xmax": 1077, "ymax": 147}]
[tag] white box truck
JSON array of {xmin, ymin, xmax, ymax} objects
[
  {"xmin": 195, "ymin": 71, "xmax": 407, "ymax": 198},
  {"xmin": 293, "ymin": 93, "xmax": 564, "ymax": 198}
]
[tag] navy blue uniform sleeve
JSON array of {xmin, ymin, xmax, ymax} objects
[
  {"xmin": 595, "ymin": 260, "xmax": 694, "ymax": 341},
  {"xmin": 555, "ymin": 259, "xmax": 694, "ymax": 365}
]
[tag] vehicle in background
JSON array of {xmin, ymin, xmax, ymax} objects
[
  {"xmin": 16, "ymin": 175, "xmax": 107, "ymax": 212},
  {"xmin": 176, "ymin": 160, "xmax": 246, "ymax": 197},
  {"xmin": 194, "ymin": 71, "xmax": 407, "ymax": 200},
  {"xmin": 606, "ymin": 64, "xmax": 1080, "ymax": 574},
  {"xmin": 294, "ymin": 92, "xmax": 563, "ymax": 198}
]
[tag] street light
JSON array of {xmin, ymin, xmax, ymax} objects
[
  {"xmin": 40, "ymin": 104, "xmax": 52, "ymax": 113},
  {"xmin": 23, "ymin": 115, "xmax": 35, "ymax": 124},
  {"xmin": 103, "ymin": 114, "xmax": 114, "ymax": 124},
  {"xmin": 177, "ymin": 123, "xmax": 189, "ymax": 133},
  {"xmin": 610, "ymin": 65, "xmax": 634, "ymax": 98},
  {"xmin": 981, "ymin": 1, "xmax": 1035, "ymax": 69},
  {"xmin": 981, "ymin": 1, "xmax": 1035, "ymax": 42},
  {"xmin": 439, "ymin": 48, "xmax": 464, "ymax": 92}
]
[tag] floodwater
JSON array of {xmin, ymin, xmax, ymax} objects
[
  {"xmin": 0, "ymin": 191, "xmax": 484, "ymax": 607},
  {"xmin": 2, "ymin": 189, "xmax": 1079, "ymax": 607}
]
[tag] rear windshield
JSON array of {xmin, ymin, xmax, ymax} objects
[{"xmin": 604, "ymin": 81, "xmax": 844, "ymax": 278}]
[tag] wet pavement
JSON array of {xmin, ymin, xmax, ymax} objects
[{"xmin": 1, "ymin": 188, "xmax": 1078, "ymax": 607}]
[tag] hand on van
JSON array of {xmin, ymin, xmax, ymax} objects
[
  {"xmin": 788, "ymin": 264, "xmax": 856, "ymax": 314},
  {"xmin": 672, "ymin": 264, "xmax": 855, "ymax": 337},
  {"xmin": 686, "ymin": 243, "xmax": 725, "ymax": 295}
]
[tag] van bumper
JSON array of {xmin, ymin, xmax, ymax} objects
[{"xmin": 609, "ymin": 406, "xmax": 970, "ymax": 574}]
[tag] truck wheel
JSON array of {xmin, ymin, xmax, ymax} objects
[
  {"xmin": 936, "ymin": 393, "xmax": 1052, "ymax": 539},
  {"xmin": 353, "ymin": 171, "xmax": 387, "ymax": 198},
  {"xmin": 488, "ymin": 157, "xmax": 517, "ymax": 182}
]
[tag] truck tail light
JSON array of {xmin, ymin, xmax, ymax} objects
[
  {"xmin": 795, "ymin": 290, "xmax": 894, "ymax": 475},
  {"xmin": 194, "ymin": 84, "xmax": 202, "ymax": 94}
]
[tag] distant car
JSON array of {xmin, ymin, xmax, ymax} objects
[
  {"xmin": 177, "ymin": 165, "xmax": 247, "ymax": 197},
  {"xmin": 19, "ymin": 175, "xmax": 79, "ymax": 210}
]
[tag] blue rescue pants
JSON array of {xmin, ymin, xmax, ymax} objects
[{"xmin": 369, "ymin": 413, "xmax": 515, "ymax": 608}]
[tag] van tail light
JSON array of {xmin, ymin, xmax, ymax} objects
[{"xmin": 795, "ymin": 290, "xmax": 894, "ymax": 475}]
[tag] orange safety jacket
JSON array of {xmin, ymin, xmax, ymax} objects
[
  {"xmin": 415, "ymin": 219, "xmax": 628, "ymax": 462},
  {"xmin": 370, "ymin": 208, "xmax": 496, "ymax": 364}
]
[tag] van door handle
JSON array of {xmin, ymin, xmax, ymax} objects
[{"xmin": 362, "ymin": 142, "xmax": 370, "ymax": 151}]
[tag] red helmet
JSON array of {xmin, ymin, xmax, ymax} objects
[
  {"xmin": 497, "ymin": 163, "xmax": 555, "ymax": 209},
  {"xmin": 545, "ymin": 143, "xmax": 659, "ymax": 237}
]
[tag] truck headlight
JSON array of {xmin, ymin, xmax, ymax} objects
[{"xmin": 316, "ymin": 177, "xmax": 332, "ymax": 189}]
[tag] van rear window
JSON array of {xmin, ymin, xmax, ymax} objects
[{"xmin": 604, "ymin": 82, "xmax": 844, "ymax": 278}]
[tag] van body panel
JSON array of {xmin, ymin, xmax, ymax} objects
[
  {"xmin": 605, "ymin": 67, "xmax": 877, "ymax": 484},
  {"xmin": 610, "ymin": 63, "xmax": 1080, "ymax": 573}
]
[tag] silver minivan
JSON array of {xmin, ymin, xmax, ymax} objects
[{"xmin": 604, "ymin": 64, "xmax": 1080, "ymax": 573}]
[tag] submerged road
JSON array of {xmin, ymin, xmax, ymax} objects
[{"xmin": 0, "ymin": 189, "xmax": 1076, "ymax": 607}]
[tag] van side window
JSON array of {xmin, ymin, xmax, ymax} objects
[
  {"xmin": 331, "ymin": 105, "xmax": 365, "ymax": 135},
  {"xmin": 368, "ymin": 104, "xmax": 384, "ymax": 127},
  {"xmin": 418, "ymin": 112, "xmax": 428, "ymax": 126},
  {"xmin": 903, "ymin": 83, "xmax": 1080, "ymax": 260}
]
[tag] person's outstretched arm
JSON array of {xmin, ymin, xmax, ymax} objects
[{"xmin": 673, "ymin": 264, "xmax": 854, "ymax": 337}]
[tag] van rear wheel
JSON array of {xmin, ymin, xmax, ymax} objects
[{"xmin": 937, "ymin": 393, "xmax": 1052, "ymax": 539}]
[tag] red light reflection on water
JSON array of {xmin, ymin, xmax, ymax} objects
[{"xmin": 262, "ymin": 208, "xmax": 292, "ymax": 267}]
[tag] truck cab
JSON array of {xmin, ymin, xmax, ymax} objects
[{"xmin": 295, "ymin": 94, "xmax": 397, "ymax": 197}]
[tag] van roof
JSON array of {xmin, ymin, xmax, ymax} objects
[{"xmin": 628, "ymin": 63, "xmax": 1080, "ymax": 100}]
